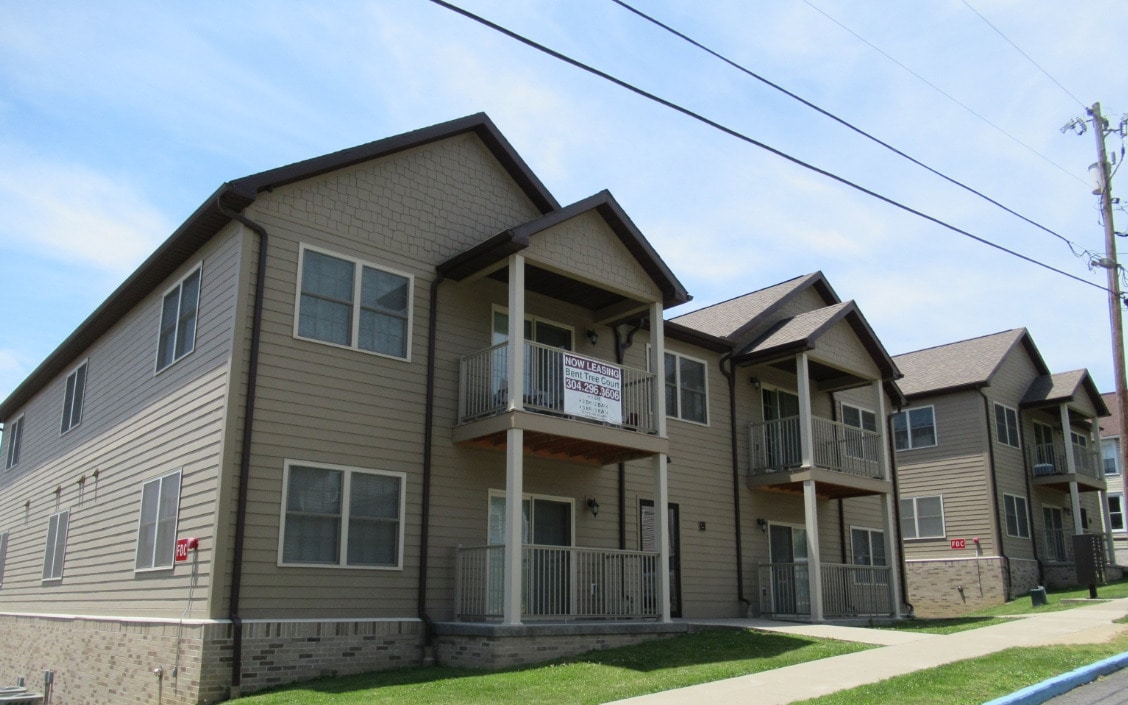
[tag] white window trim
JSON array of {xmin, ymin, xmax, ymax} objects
[
  {"xmin": 42, "ymin": 510, "xmax": 69, "ymax": 582},
  {"xmin": 1102, "ymin": 438, "xmax": 1121, "ymax": 476},
  {"xmin": 1109, "ymin": 492, "xmax": 1125, "ymax": 533},
  {"xmin": 60, "ymin": 359, "xmax": 89, "ymax": 436},
  {"xmin": 993, "ymin": 403, "xmax": 1020, "ymax": 449},
  {"xmin": 278, "ymin": 459, "xmax": 406, "ymax": 570},
  {"xmin": 849, "ymin": 525, "xmax": 887, "ymax": 566},
  {"xmin": 1003, "ymin": 492, "xmax": 1031, "ymax": 539},
  {"xmin": 901, "ymin": 494, "xmax": 946, "ymax": 540},
  {"xmin": 154, "ymin": 264, "xmax": 203, "ymax": 373},
  {"xmin": 664, "ymin": 350, "xmax": 709, "ymax": 426},
  {"xmin": 893, "ymin": 406, "xmax": 938, "ymax": 451},
  {"xmin": 293, "ymin": 244, "xmax": 414, "ymax": 362},
  {"xmin": 486, "ymin": 489, "xmax": 576, "ymax": 546},
  {"xmin": 842, "ymin": 403, "xmax": 877, "ymax": 430},
  {"xmin": 490, "ymin": 305, "xmax": 576, "ymax": 346},
  {"xmin": 4, "ymin": 415, "xmax": 24, "ymax": 471},
  {"xmin": 133, "ymin": 469, "xmax": 183, "ymax": 573}
]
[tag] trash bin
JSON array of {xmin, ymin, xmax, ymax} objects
[{"xmin": 1030, "ymin": 585, "xmax": 1048, "ymax": 607}]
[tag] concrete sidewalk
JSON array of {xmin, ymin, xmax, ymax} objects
[{"xmin": 607, "ymin": 598, "xmax": 1128, "ymax": 705}]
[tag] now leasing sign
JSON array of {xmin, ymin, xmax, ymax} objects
[{"xmin": 562, "ymin": 352, "xmax": 622, "ymax": 424}]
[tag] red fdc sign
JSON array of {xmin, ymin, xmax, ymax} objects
[
  {"xmin": 950, "ymin": 538, "xmax": 967, "ymax": 550},
  {"xmin": 175, "ymin": 538, "xmax": 191, "ymax": 562}
]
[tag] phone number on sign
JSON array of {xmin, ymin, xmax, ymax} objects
[{"xmin": 564, "ymin": 377, "xmax": 621, "ymax": 400}]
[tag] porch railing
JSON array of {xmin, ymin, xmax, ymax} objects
[
  {"xmin": 1028, "ymin": 443, "xmax": 1103, "ymax": 481},
  {"xmin": 749, "ymin": 416, "xmax": 884, "ymax": 479},
  {"xmin": 458, "ymin": 342, "xmax": 657, "ymax": 433},
  {"xmin": 757, "ymin": 562, "xmax": 892, "ymax": 618},
  {"xmin": 454, "ymin": 544, "xmax": 660, "ymax": 621},
  {"xmin": 1041, "ymin": 528, "xmax": 1073, "ymax": 563}
]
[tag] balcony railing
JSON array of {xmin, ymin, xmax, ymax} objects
[
  {"xmin": 458, "ymin": 341, "xmax": 657, "ymax": 433},
  {"xmin": 757, "ymin": 562, "xmax": 892, "ymax": 618},
  {"xmin": 749, "ymin": 416, "xmax": 884, "ymax": 479},
  {"xmin": 1041, "ymin": 528, "xmax": 1074, "ymax": 563},
  {"xmin": 1028, "ymin": 442, "xmax": 1103, "ymax": 481},
  {"xmin": 454, "ymin": 544, "xmax": 660, "ymax": 621}
]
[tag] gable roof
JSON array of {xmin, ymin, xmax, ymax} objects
[
  {"xmin": 893, "ymin": 328, "xmax": 1049, "ymax": 399},
  {"xmin": 0, "ymin": 114, "xmax": 563, "ymax": 421},
  {"xmin": 670, "ymin": 272, "xmax": 839, "ymax": 341},
  {"xmin": 1100, "ymin": 392, "xmax": 1121, "ymax": 438},
  {"xmin": 1021, "ymin": 370, "xmax": 1109, "ymax": 416}
]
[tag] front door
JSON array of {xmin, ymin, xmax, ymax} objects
[
  {"xmin": 1043, "ymin": 506, "xmax": 1067, "ymax": 562},
  {"xmin": 763, "ymin": 389, "xmax": 801, "ymax": 469},
  {"xmin": 640, "ymin": 500, "xmax": 682, "ymax": 618},
  {"xmin": 488, "ymin": 493, "xmax": 574, "ymax": 616},
  {"xmin": 768, "ymin": 523, "xmax": 810, "ymax": 614}
]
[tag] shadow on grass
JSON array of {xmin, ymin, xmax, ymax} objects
[{"xmin": 875, "ymin": 616, "xmax": 1003, "ymax": 633}]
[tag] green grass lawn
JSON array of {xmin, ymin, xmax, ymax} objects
[{"xmin": 232, "ymin": 630, "xmax": 872, "ymax": 705}]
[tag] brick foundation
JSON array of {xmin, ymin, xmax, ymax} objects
[{"xmin": 904, "ymin": 558, "xmax": 1008, "ymax": 617}]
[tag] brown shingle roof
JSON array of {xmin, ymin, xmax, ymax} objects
[
  {"xmin": 1101, "ymin": 391, "xmax": 1122, "ymax": 438},
  {"xmin": 670, "ymin": 272, "xmax": 837, "ymax": 340},
  {"xmin": 893, "ymin": 328, "xmax": 1044, "ymax": 398},
  {"xmin": 737, "ymin": 302, "xmax": 851, "ymax": 357},
  {"xmin": 1021, "ymin": 370, "xmax": 1086, "ymax": 407}
]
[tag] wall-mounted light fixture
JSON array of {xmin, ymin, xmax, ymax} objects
[
  {"xmin": 587, "ymin": 329, "xmax": 599, "ymax": 346},
  {"xmin": 587, "ymin": 498, "xmax": 600, "ymax": 517},
  {"xmin": 756, "ymin": 517, "xmax": 768, "ymax": 533},
  {"xmin": 750, "ymin": 377, "xmax": 761, "ymax": 389}
]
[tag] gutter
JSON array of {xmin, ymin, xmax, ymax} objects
[
  {"xmin": 719, "ymin": 353, "xmax": 750, "ymax": 613},
  {"xmin": 215, "ymin": 187, "xmax": 269, "ymax": 696},
  {"xmin": 417, "ymin": 274, "xmax": 445, "ymax": 647}
]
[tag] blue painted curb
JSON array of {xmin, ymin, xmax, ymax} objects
[{"xmin": 982, "ymin": 650, "xmax": 1128, "ymax": 705}]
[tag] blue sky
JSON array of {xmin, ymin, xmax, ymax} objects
[{"xmin": 1, "ymin": 0, "xmax": 1126, "ymax": 405}]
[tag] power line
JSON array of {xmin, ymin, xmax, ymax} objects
[
  {"xmin": 609, "ymin": 0, "xmax": 1092, "ymax": 260},
  {"xmin": 427, "ymin": 0, "xmax": 1111, "ymax": 296},
  {"xmin": 801, "ymin": 0, "xmax": 1088, "ymax": 187},
  {"xmin": 960, "ymin": 0, "xmax": 1087, "ymax": 110}
]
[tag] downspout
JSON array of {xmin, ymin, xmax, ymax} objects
[
  {"xmin": 418, "ymin": 274, "xmax": 444, "ymax": 646},
  {"xmin": 719, "ymin": 353, "xmax": 750, "ymax": 613},
  {"xmin": 215, "ymin": 187, "xmax": 268, "ymax": 695},
  {"xmin": 612, "ymin": 320, "xmax": 644, "ymax": 550},
  {"xmin": 980, "ymin": 392, "xmax": 1010, "ymax": 596}
]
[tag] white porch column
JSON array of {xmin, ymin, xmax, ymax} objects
[
  {"xmin": 506, "ymin": 255, "xmax": 526, "ymax": 411},
  {"xmin": 797, "ymin": 352, "xmax": 814, "ymax": 468},
  {"xmin": 1061, "ymin": 404, "xmax": 1084, "ymax": 535},
  {"xmin": 502, "ymin": 428, "xmax": 524, "ymax": 625},
  {"xmin": 880, "ymin": 492, "xmax": 903, "ymax": 618},
  {"xmin": 650, "ymin": 301, "xmax": 672, "ymax": 622},
  {"xmin": 1093, "ymin": 420, "xmax": 1116, "ymax": 563},
  {"xmin": 803, "ymin": 479, "xmax": 823, "ymax": 621},
  {"xmin": 873, "ymin": 380, "xmax": 890, "ymax": 481}
]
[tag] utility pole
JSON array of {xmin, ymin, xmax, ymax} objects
[{"xmin": 1087, "ymin": 102, "xmax": 1128, "ymax": 518}]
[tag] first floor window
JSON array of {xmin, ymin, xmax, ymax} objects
[
  {"xmin": 893, "ymin": 407, "xmax": 936, "ymax": 450},
  {"xmin": 664, "ymin": 352, "xmax": 707, "ymax": 424},
  {"xmin": 1110, "ymin": 494, "xmax": 1125, "ymax": 532},
  {"xmin": 850, "ymin": 527, "xmax": 886, "ymax": 566},
  {"xmin": 43, "ymin": 511, "xmax": 69, "ymax": 581},
  {"xmin": 280, "ymin": 462, "xmax": 404, "ymax": 569},
  {"xmin": 135, "ymin": 470, "xmax": 183, "ymax": 570},
  {"xmin": 4, "ymin": 416, "xmax": 23, "ymax": 470},
  {"xmin": 156, "ymin": 267, "xmax": 201, "ymax": 371},
  {"xmin": 901, "ymin": 495, "xmax": 945, "ymax": 538},
  {"xmin": 61, "ymin": 361, "xmax": 89, "ymax": 434},
  {"xmin": 994, "ymin": 403, "xmax": 1020, "ymax": 448},
  {"xmin": 296, "ymin": 246, "xmax": 412, "ymax": 359},
  {"xmin": 1003, "ymin": 493, "xmax": 1031, "ymax": 538}
]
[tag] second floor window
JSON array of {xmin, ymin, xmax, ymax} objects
[
  {"xmin": 994, "ymin": 403, "xmax": 1019, "ymax": 448},
  {"xmin": 900, "ymin": 495, "xmax": 944, "ymax": 539},
  {"xmin": 1104, "ymin": 439, "xmax": 1121, "ymax": 476},
  {"xmin": 156, "ymin": 267, "xmax": 201, "ymax": 371},
  {"xmin": 893, "ymin": 406, "xmax": 936, "ymax": 451},
  {"xmin": 296, "ymin": 247, "xmax": 412, "ymax": 359},
  {"xmin": 664, "ymin": 352, "xmax": 707, "ymax": 424},
  {"xmin": 4, "ymin": 416, "xmax": 23, "ymax": 470},
  {"xmin": 61, "ymin": 361, "xmax": 88, "ymax": 434}
]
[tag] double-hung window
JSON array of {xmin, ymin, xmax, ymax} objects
[
  {"xmin": 4, "ymin": 416, "xmax": 23, "ymax": 470},
  {"xmin": 892, "ymin": 407, "xmax": 936, "ymax": 450},
  {"xmin": 296, "ymin": 246, "xmax": 412, "ymax": 359},
  {"xmin": 280, "ymin": 461, "xmax": 405, "ymax": 569},
  {"xmin": 850, "ymin": 527, "xmax": 886, "ymax": 567},
  {"xmin": 61, "ymin": 361, "xmax": 88, "ymax": 434},
  {"xmin": 1103, "ymin": 439, "xmax": 1121, "ymax": 476},
  {"xmin": 43, "ymin": 511, "xmax": 69, "ymax": 581},
  {"xmin": 994, "ymin": 403, "xmax": 1020, "ymax": 448},
  {"xmin": 156, "ymin": 267, "xmax": 201, "ymax": 371},
  {"xmin": 1109, "ymin": 493, "xmax": 1125, "ymax": 532},
  {"xmin": 135, "ymin": 470, "xmax": 182, "ymax": 570},
  {"xmin": 900, "ymin": 495, "xmax": 945, "ymax": 539},
  {"xmin": 664, "ymin": 352, "xmax": 707, "ymax": 424},
  {"xmin": 842, "ymin": 404, "xmax": 878, "ymax": 460},
  {"xmin": 1003, "ymin": 493, "xmax": 1030, "ymax": 538}
]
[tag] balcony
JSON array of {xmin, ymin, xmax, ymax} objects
[
  {"xmin": 757, "ymin": 562, "xmax": 893, "ymax": 618},
  {"xmin": 454, "ymin": 544, "xmax": 660, "ymax": 621},
  {"xmin": 455, "ymin": 341, "xmax": 665, "ymax": 465},
  {"xmin": 1028, "ymin": 442, "xmax": 1105, "ymax": 491},
  {"xmin": 747, "ymin": 416, "xmax": 890, "ymax": 499}
]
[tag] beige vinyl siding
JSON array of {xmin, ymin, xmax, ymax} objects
[
  {"xmin": 0, "ymin": 227, "xmax": 241, "ymax": 618},
  {"xmin": 810, "ymin": 319, "xmax": 880, "ymax": 380},
  {"xmin": 896, "ymin": 391, "xmax": 995, "ymax": 558}
]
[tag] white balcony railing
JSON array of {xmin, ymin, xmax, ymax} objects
[
  {"xmin": 758, "ymin": 562, "xmax": 892, "ymax": 618},
  {"xmin": 749, "ymin": 416, "xmax": 884, "ymax": 479},
  {"xmin": 458, "ymin": 341, "xmax": 657, "ymax": 433},
  {"xmin": 454, "ymin": 544, "xmax": 660, "ymax": 621}
]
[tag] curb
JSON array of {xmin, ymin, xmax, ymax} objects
[{"xmin": 982, "ymin": 650, "xmax": 1128, "ymax": 705}]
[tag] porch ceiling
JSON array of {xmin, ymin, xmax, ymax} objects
[
  {"xmin": 754, "ymin": 356, "xmax": 870, "ymax": 392},
  {"xmin": 746, "ymin": 467, "xmax": 892, "ymax": 500},
  {"xmin": 1031, "ymin": 475, "xmax": 1106, "ymax": 493},
  {"xmin": 487, "ymin": 263, "xmax": 637, "ymax": 317},
  {"xmin": 459, "ymin": 429, "xmax": 655, "ymax": 466}
]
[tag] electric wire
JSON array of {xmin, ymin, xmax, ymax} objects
[
  {"xmin": 801, "ymin": 0, "xmax": 1088, "ymax": 187},
  {"xmin": 427, "ymin": 0, "xmax": 1111, "ymax": 296},
  {"xmin": 610, "ymin": 0, "xmax": 1090, "ymax": 258},
  {"xmin": 960, "ymin": 0, "xmax": 1087, "ymax": 110}
]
